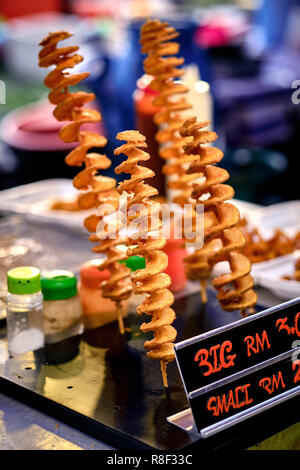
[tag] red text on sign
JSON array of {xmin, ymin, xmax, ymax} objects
[
  {"xmin": 194, "ymin": 340, "xmax": 236, "ymax": 377},
  {"xmin": 276, "ymin": 312, "xmax": 300, "ymax": 337},
  {"xmin": 258, "ymin": 371, "xmax": 286, "ymax": 395},
  {"xmin": 207, "ymin": 384, "xmax": 253, "ymax": 417},
  {"xmin": 292, "ymin": 361, "xmax": 300, "ymax": 384},
  {"xmin": 244, "ymin": 330, "xmax": 271, "ymax": 357}
]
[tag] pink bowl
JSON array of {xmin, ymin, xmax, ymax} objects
[{"xmin": 0, "ymin": 99, "xmax": 105, "ymax": 151}]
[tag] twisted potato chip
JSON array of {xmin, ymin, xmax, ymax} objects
[
  {"xmin": 140, "ymin": 19, "xmax": 196, "ymax": 206},
  {"xmin": 114, "ymin": 130, "xmax": 177, "ymax": 387},
  {"xmin": 295, "ymin": 232, "xmax": 300, "ymax": 250},
  {"xmin": 180, "ymin": 117, "xmax": 257, "ymax": 317},
  {"xmin": 238, "ymin": 219, "xmax": 296, "ymax": 263},
  {"xmin": 39, "ymin": 31, "xmax": 131, "ymax": 332}
]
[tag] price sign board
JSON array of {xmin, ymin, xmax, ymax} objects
[
  {"xmin": 170, "ymin": 298, "xmax": 300, "ymax": 437},
  {"xmin": 190, "ymin": 350, "xmax": 299, "ymax": 434}
]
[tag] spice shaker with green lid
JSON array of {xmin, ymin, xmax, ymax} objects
[
  {"xmin": 6, "ymin": 266, "xmax": 44, "ymax": 355},
  {"xmin": 41, "ymin": 270, "xmax": 83, "ymax": 364},
  {"xmin": 41, "ymin": 270, "xmax": 78, "ymax": 301}
]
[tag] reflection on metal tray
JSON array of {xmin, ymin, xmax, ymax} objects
[
  {"xmin": 0, "ymin": 179, "xmax": 91, "ymax": 233},
  {"xmin": 0, "ymin": 215, "xmax": 100, "ymax": 322},
  {"xmin": 0, "ymin": 290, "xmax": 283, "ymax": 451},
  {"xmin": 256, "ymin": 251, "xmax": 300, "ymax": 300}
]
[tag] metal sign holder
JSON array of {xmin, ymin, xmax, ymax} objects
[
  {"xmin": 167, "ymin": 385, "xmax": 300, "ymax": 438},
  {"xmin": 167, "ymin": 297, "xmax": 300, "ymax": 438}
]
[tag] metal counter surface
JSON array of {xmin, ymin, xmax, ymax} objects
[{"xmin": 0, "ymin": 287, "xmax": 298, "ymax": 450}]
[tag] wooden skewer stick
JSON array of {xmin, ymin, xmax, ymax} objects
[
  {"xmin": 160, "ymin": 360, "xmax": 168, "ymax": 388},
  {"xmin": 200, "ymin": 279, "xmax": 208, "ymax": 304},
  {"xmin": 116, "ymin": 301, "xmax": 125, "ymax": 335},
  {"xmin": 240, "ymin": 308, "xmax": 247, "ymax": 318}
]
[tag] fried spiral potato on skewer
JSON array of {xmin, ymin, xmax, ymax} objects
[
  {"xmin": 140, "ymin": 19, "xmax": 196, "ymax": 206},
  {"xmin": 83, "ymin": 195, "xmax": 132, "ymax": 334},
  {"xmin": 39, "ymin": 31, "xmax": 131, "ymax": 333},
  {"xmin": 114, "ymin": 130, "xmax": 177, "ymax": 387},
  {"xmin": 181, "ymin": 117, "xmax": 257, "ymax": 316},
  {"xmin": 39, "ymin": 32, "xmax": 100, "ymax": 143}
]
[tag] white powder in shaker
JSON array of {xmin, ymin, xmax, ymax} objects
[{"xmin": 9, "ymin": 328, "xmax": 44, "ymax": 355}]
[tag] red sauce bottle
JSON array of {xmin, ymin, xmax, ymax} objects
[{"xmin": 78, "ymin": 260, "xmax": 128, "ymax": 330}]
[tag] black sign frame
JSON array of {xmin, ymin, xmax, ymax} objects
[
  {"xmin": 169, "ymin": 297, "xmax": 300, "ymax": 437},
  {"xmin": 190, "ymin": 350, "xmax": 300, "ymax": 434},
  {"xmin": 175, "ymin": 297, "xmax": 300, "ymax": 394}
]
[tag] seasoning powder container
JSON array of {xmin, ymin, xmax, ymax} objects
[
  {"xmin": 41, "ymin": 270, "xmax": 83, "ymax": 364},
  {"xmin": 6, "ymin": 266, "xmax": 44, "ymax": 355}
]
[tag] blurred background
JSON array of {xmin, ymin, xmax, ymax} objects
[{"xmin": 0, "ymin": 0, "xmax": 300, "ymax": 204}]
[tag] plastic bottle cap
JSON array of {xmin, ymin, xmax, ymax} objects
[
  {"xmin": 80, "ymin": 260, "xmax": 110, "ymax": 289},
  {"xmin": 41, "ymin": 270, "xmax": 77, "ymax": 300},
  {"xmin": 120, "ymin": 256, "xmax": 145, "ymax": 271},
  {"xmin": 7, "ymin": 266, "xmax": 41, "ymax": 295}
]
